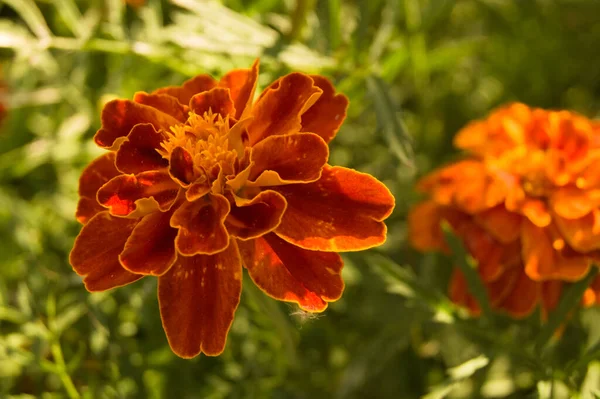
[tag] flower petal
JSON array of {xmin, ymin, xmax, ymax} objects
[
  {"xmin": 97, "ymin": 171, "xmax": 180, "ymax": 217},
  {"xmin": 521, "ymin": 198, "xmax": 551, "ymax": 227},
  {"xmin": 219, "ymin": 59, "xmax": 259, "ymax": 119},
  {"xmin": 76, "ymin": 153, "xmax": 121, "ymax": 224},
  {"xmin": 158, "ymin": 240, "xmax": 242, "ymax": 358},
  {"xmin": 275, "ymin": 166, "xmax": 395, "ymax": 251},
  {"xmin": 246, "ymin": 133, "xmax": 328, "ymax": 187},
  {"xmin": 152, "ymin": 74, "xmax": 217, "ymax": 106},
  {"xmin": 115, "ymin": 123, "xmax": 168, "ymax": 174},
  {"xmin": 300, "ymin": 75, "xmax": 348, "ymax": 143},
  {"xmin": 189, "ymin": 87, "xmax": 235, "ymax": 118},
  {"xmin": 69, "ymin": 212, "xmax": 142, "ymax": 291},
  {"xmin": 554, "ymin": 211, "xmax": 600, "ymax": 253},
  {"xmin": 94, "ymin": 99, "xmax": 179, "ymax": 149},
  {"xmin": 474, "ymin": 205, "xmax": 522, "ymax": 244},
  {"xmin": 550, "ymin": 186, "xmax": 598, "ymax": 220},
  {"xmin": 134, "ymin": 92, "xmax": 188, "ymax": 122},
  {"xmin": 169, "ymin": 146, "xmax": 195, "ymax": 186},
  {"xmin": 247, "ymin": 73, "xmax": 323, "ymax": 145},
  {"xmin": 119, "ymin": 208, "xmax": 178, "ymax": 276},
  {"xmin": 238, "ymin": 234, "xmax": 343, "ymax": 312},
  {"xmin": 171, "ymin": 194, "xmax": 230, "ymax": 256},
  {"xmin": 226, "ymin": 190, "xmax": 287, "ymax": 240},
  {"xmin": 522, "ymin": 220, "xmax": 590, "ymax": 281},
  {"xmin": 497, "ymin": 269, "xmax": 539, "ymax": 318},
  {"xmin": 408, "ymin": 201, "xmax": 447, "ymax": 252}
]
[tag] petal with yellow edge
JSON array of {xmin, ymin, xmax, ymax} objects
[
  {"xmin": 522, "ymin": 220, "xmax": 590, "ymax": 281},
  {"xmin": 94, "ymin": 99, "xmax": 179, "ymax": 149},
  {"xmin": 248, "ymin": 132, "xmax": 328, "ymax": 186},
  {"xmin": 97, "ymin": 171, "xmax": 180, "ymax": 217},
  {"xmin": 158, "ymin": 240, "xmax": 242, "ymax": 358},
  {"xmin": 189, "ymin": 87, "xmax": 235, "ymax": 118},
  {"xmin": 226, "ymin": 190, "xmax": 287, "ymax": 240},
  {"xmin": 247, "ymin": 73, "xmax": 322, "ymax": 145},
  {"xmin": 238, "ymin": 233, "xmax": 343, "ymax": 312},
  {"xmin": 76, "ymin": 152, "xmax": 121, "ymax": 224},
  {"xmin": 171, "ymin": 194, "xmax": 230, "ymax": 256},
  {"xmin": 115, "ymin": 123, "xmax": 168, "ymax": 174},
  {"xmin": 69, "ymin": 212, "xmax": 143, "ymax": 291},
  {"xmin": 300, "ymin": 75, "xmax": 349, "ymax": 143},
  {"xmin": 219, "ymin": 59, "xmax": 259, "ymax": 120},
  {"xmin": 275, "ymin": 166, "xmax": 394, "ymax": 252},
  {"xmin": 134, "ymin": 92, "xmax": 188, "ymax": 122},
  {"xmin": 152, "ymin": 74, "xmax": 217, "ymax": 106},
  {"xmin": 119, "ymin": 207, "xmax": 179, "ymax": 276}
]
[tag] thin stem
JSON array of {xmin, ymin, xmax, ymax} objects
[{"xmin": 51, "ymin": 341, "xmax": 81, "ymax": 399}]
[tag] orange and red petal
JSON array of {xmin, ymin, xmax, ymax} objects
[
  {"xmin": 169, "ymin": 146, "xmax": 195, "ymax": 186},
  {"xmin": 248, "ymin": 132, "xmax": 328, "ymax": 186},
  {"xmin": 300, "ymin": 75, "xmax": 349, "ymax": 143},
  {"xmin": 115, "ymin": 123, "xmax": 168, "ymax": 174},
  {"xmin": 226, "ymin": 190, "xmax": 287, "ymax": 240},
  {"xmin": 275, "ymin": 166, "xmax": 394, "ymax": 252},
  {"xmin": 97, "ymin": 170, "xmax": 180, "ymax": 217},
  {"xmin": 496, "ymin": 269, "xmax": 539, "ymax": 318},
  {"xmin": 522, "ymin": 221, "xmax": 590, "ymax": 281},
  {"xmin": 119, "ymin": 208, "xmax": 178, "ymax": 276},
  {"xmin": 158, "ymin": 240, "xmax": 242, "ymax": 358},
  {"xmin": 171, "ymin": 194, "xmax": 230, "ymax": 256},
  {"xmin": 474, "ymin": 205, "xmax": 522, "ymax": 244},
  {"xmin": 247, "ymin": 73, "xmax": 322, "ymax": 146},
  {"xmin": 407, "ymin": 201, "xmax": 447, "ymax": 252},
  {"xmin": 189, "ymin": 87, "xmax": 235, "ymax": 119},
  {"xmin": 76, "ymin": 152, "xmax": 121, "ymax": 224},
  {"xmin": 549, "ymin": 186, "xmax": 597, "ymax": 220},
  {"xmin": 134, "ymin": 92, "xmax": 188, "ymax": 122},
  {"xmin": 219, "ymin": 59, "xmax": 259, "ymax": 120},
  {"xmin": 152, "ymin": 74, "xmax": 217, "ymax": 106},
  {"xmin": 239, "ymin": 234, "xmax": 344, "ymax": 312},
  {"xmin": 94, "ymin": 99, "xmax": 179, "ymax": 149},
  {"xmin": 69, "ymin": 212, "xmax": 143, "ymax": 291},
  {"xmin": 554, "ymin": 211, "xmax": 600, "ymax": 253}
]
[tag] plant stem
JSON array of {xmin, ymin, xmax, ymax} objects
[{"xmin": 51, "ymin": 341, "xmax": 81, "ymax": 399}]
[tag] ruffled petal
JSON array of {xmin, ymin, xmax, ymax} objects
[
  {"xmin": 554, "ymin": 211, "xmax": 600, "ymax": 253},
  {"xmin": 226, "ymin": 190, "xmax": 287, "ymax": 240},
  {"xmin": 474, "ymin": 205, "xmax": 522, "ymax": 244},
  {"xmin": 497, "ymin": 269, "xmax": 539, "ymax": 318},
  {"xmin": 76, "ymin": 153, "xmax": 121, "ymax": 224},
  {"xmin": 219, "ymin": 59, "xmax": 259, "ymax": 119},
  {"xmin": 238, "ymin": 234, "xmax": 343, "ymax": 312},
  {"xmin": 247, "ymin": 133, "xmax": 328, "ymax": 186},
  {"xmin": 115, "ymin": 123, "xmax": 168, "ymax": 174},
  {"xmin": 300, "ymin": 75, "xmax": 349, "ymax": 143},
  {"xmin": 158, "ymin": 240, "xmax": 242, "ymax": 358},
  {"xmin": 189, "ymin": 87, "xmax": 235, "ymax": 118},
  {"xmin": 119, "ymin": 208, "xmax": 178, "ymax": 276},
  {"xmin": 171, "ymin": 194, "xmax": 230, "ymax": 256},
  {"xmin": 550, "ymin": 186, "xmax": 599, "ymax": 220},
  {"xmin": 94, "ymin": 99, "xmax": 179, "ymax": 149},
  {"xmin": 69, "ymin": 212, "xmax": 142, "ymax": 291},
  {"xmin": 97, "ymin": 171, "xmax": 180, "ymax": 217},
  {"xmin": 522, "ymin": 220, "xmax": 590, "ymax": 281},
  {"xmin": 275, "ymin": 166, "xmax": 395, "ymax": 251},
  {"xmin": 247, "ymin": 73, "xmax": 323, "ymax": 145},
  {"xmin": 521, "ymin": 198, "xmax": 552, "ymax": 227},
  {"xmin": 168, "ymin": 146, "xmax": 195, "ymax": 186},
  {"xmin": 407, "ymin": 201, "xmax": 447, "ymax": 252},
  {"xmin": 134, "ymin": 92, "xmax": 188, "ymax": 122},
  {"xmin": 152, "ymin": 74, "xmax": 217, "ymax": 106}
]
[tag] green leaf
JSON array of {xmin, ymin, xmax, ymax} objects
[
  {"xmin": 366, "ymin": 75, "xmax": 415, "ymax": 169},
  {"xmin": 3, "ymin": 0, "xmax": 52, "ymax": 40},
  {"xmin": 51, "ymin": 0, "xmax": 84, "ymax": 37},
  {"xmin": 447, "ymin": 355, "xmax": 489, "ymax": 380},
  {"xmin": 535, "ymin": 267, "xmax": 599, "ymax": 352},
  {"xmin": 442, "ymin": 224, "xmax": 492, "ymax": 318},
  {"xmin": 53, "ymin": 303, "xmax": 87, "ymax": 335}
]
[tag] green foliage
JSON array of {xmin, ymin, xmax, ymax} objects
[{"xmin": 1, "ymin": 0, "xmax": 600, "ymax": 398}]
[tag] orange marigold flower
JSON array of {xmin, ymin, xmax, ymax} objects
[
  {"xmin": 69, "ymin": 60, "xmax": 395, "ymax": 358},
  {"xmin": 409, "ymin": 103, "xmax": 600, "ymax": 318}
]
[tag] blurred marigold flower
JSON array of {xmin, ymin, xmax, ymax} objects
[
  {"xmin": 69, "ymin": 60, "xmax": 395, "ymax": 358},
  {"xmin": 409, "ymin": 103, "xmax": 600, "ymax": 318}
]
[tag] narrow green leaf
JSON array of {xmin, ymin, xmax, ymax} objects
[
  {"xmin": 447, "ymin": 355, "xmax": 489, "ymax": 380},
  {"xmin": 366, "ymin": 75, "xmax": 415, "ymax": 169},
  {"xmin": 442, "ymin": 224, "xmax": 492, "ymax": 318},
  {"xmin": 3, "ymin": 0, "xmax": 52, "ymax": 40},
  {"xmin": 52, "ymin": 0, "xmax": 84, "ymax": 37},
  {"xmin": 53, "ymin": 303, "xmax": 87, "ymax": 335},
  {"xmin": 535, "ymin": 267, "xmax": 599, "ymax": 352}
]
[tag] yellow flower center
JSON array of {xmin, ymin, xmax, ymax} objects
[{"xmin": 159, "ymin": 111, "xmax": 238, "ymax": 180}]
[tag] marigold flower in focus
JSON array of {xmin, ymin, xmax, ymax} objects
[
  {"xmin": 69, "ymin": 60, "xmax": 395, "ymax": 358},
  {"xmin": 409, "ymin": 103, "xmax": 600, "ymax": 319}
]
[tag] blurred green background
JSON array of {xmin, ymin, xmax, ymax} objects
[{"xmin": 1, "ymin": 0, "xmax": 600, "ymax": 398}]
